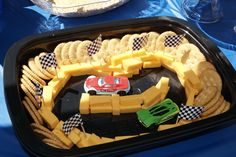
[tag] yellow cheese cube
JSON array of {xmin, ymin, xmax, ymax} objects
[
  {"xmin": 89, "ymin": 133, "xmax": 102, "ymax": 145},
  {"xmin": 99, "ymin": 64, "xmax": 123, "ymax": 73},
  {"xmin": 141, "ymin": 86, "xmax": 162, "ymax": 108},
  {"xmin": 60, "ymin": 63, "xmax": 94, "ymax": 76},
  {"xmin": 140, "ymin": 54, "xmax": 157, "ymax": 61},
  {"xmin": 186, "ymin": 89, "xmax": 195, "ymax": 106},
  {"xmin": 77, "ymin": 133, "xmax": 101, "ymax": 148},
  {"xmin": 120, "ymin": 105, "xmax": 141, "ymax": 113},
  {"xmin": 122, "ymin": 58, "xmax": 143, "ymax": 72},
  {"xmin": 42, "ymin": 86, "xmax": 53, "ymax": 110},
  {"xmin": 89, "ymin": 95, "xmax": 112, "ymax": 106},
  {"xmin": 160, "ymin": 86, "xmax": 170, "ymax": 100},
  {"xmin": 156, "ymin": 77, "xmax": 170, "ymax": 100},
  {"xmin": 156, "ymin": 53, "xmax": 175, "ymax": 72},
  {"xmin": 68, "ymin": 128, "xmax": 81, "ymax": 144},
  {"xmin": 80, "ymin": 93, "xmax": 90, "ymax": 114},
  {"xmin": 131, "ymin": 50, "xmax": 146, "ymax": 57},
  {"xmin": 55, "ymin": 120, "xmax": 64, "ymax": 130},
  {"xmin": 39, "ymin": 107, "xmax": 59, "ymax": 129},
  {"xmin": 90, "ymin": 105, "xmax": 112, "ymax": 113},
  {"xmin": 113, "ymin": 71, "xmax": 133, "ymax": 78},
  {"xmin": 143, "ymin": 61, "xmax": 161, "ymax": 68},
  {"xmin": 112, "ymin": 94, "xmax": 120, "ymax": 115},
  {"xmin": 52, "ymin": 129, "xmax": 73, "ymax": 148},
  {"xmin": 119, "ymin": 95, "xmax": 143, "ymax": 106},
  {"xmin": 93, "ymin": 70, "xmax": 112, "ymax": 77},
  {"xmin": 111, "ymin": 53, "xmax": 133, "ymax": 65},
  {"xmin": 172, "ymin": 62, "xmax": 187, "ymax": 78}
]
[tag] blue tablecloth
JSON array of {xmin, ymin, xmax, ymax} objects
[{"xmin": 0, "ymin": 0, "xmax": 235, "ymax": 157}]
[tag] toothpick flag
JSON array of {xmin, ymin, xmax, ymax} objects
[
  {"xmin": 62, "ymin": 113, "xmax": 84, "ymax": 135},
  {"xmin": 164, "ymin": 34, "xmax": 185, "ymax": 47},
  {"xmin": 132, "ymin": 35, "xmax": 149, "ymax": 51},
  {"xmin": 39, "ymin": 53, "xmax": 58, "ymax": 69},
  {"xmin": 178, "ymin": 104, "xmax": 204, "ymax": 120},
  {"xmin": 35, "ymin": 83, "xmax": 43, "ymax": 108},
  {"xmin": 87, "ymin": 34, "xmax": 102, "ymax": 56}
]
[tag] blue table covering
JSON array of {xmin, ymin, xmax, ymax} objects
[{"xmin": 0, "ymin": 0, "xmax": 235, "ymax": 156}]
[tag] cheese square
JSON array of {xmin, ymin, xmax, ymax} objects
[{"xmin": 122, "ymin": 58, "xmax": 143, "ymax": 72}]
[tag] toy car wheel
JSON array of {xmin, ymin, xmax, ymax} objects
[
  {"xmin": 88, "ymin": 90, "xmax": 96, "ymax": 95},
  {"xmin": 117, "ymin": 91, "xmax": 126, "ymax": 96}
]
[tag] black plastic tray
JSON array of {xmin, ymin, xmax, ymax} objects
[{"xmin": 4, "ymin": 16, "xmax": 236, "ymax": 157}]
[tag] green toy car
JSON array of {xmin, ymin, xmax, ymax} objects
[{"xmin": 136, "ymin": 99, "xmax": 179, "ymax": 128}]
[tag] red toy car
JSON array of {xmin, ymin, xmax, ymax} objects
[{"xmin": 84, "ymin": 75, "xmax": 130, "ymax": 95}]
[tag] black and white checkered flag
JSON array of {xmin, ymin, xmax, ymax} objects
[
  {"xmin": 164, "ymin": 34, "xmax": 185, "ymax": 47},
  {"xmin": 132, "ymin": 35, "xmax": 149, "ymax": 51},
  {"xmin": 39, "ymin": 53, "xmax": 58, "ymax": 69},
  {"xmin": 35, "ymin": 83, "xmax": 43, "ymax": 97},
  {"xmin": 62, "ymin": 113, "xmax": 83, "ymax": 135},
  {"xmin": 87, "ymin": 34, "xmax": 102, "ymax": 56},
  {"xmin": 178, "ymin": 104, "xmax": 204, "ymax": 120}
]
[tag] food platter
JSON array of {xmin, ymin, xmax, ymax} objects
[{"xmin": 31, "ymin": 0, "xmax": 130, "ymax": 17}]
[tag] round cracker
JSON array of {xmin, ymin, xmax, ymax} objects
[
  {"xmin": 201, "ymin": 96, "xmax": 224, "ymax": 117},
  {"xmin": 76, "ymin": 40, "xmax": 93, "ymax": 63},
  {"xmin": 200, "ymin": 69, "xmax": 222, "ymax": 91},
  {"xmin": 194, "ymin": 86, "xmax": 218, "ymax": 105},
  {"xmin": 211, "ymin": 100, "xmax": 226, "ymax": 116},
  {"xmin": 61, "ymin": 41, "xmax": 73, "ymax": 65},
  {"xmin": 107, "ymin": 38, "xmax": 121, "ymax": 55},
  {"xmin": 175, "ymin": 43, "xmax": 206, "ymax": 69},
  {"xmin": 22, "ymin": 66, "xmax": 46, "ymax": 86},
  {"xmin": 22, "ymin": 75, "xmax": 36, "ymax": 91},
  {"xmin": 156, "ymin": 31, "xmax": 188, "ymax": 55},
  {"xmin": 203, "ymin": 91, "xmax": 221, "ymax": 111},
  {"xmin": 120, "ymin": 34, "xmax": 132, "ymax": 53},
  {"xmin": 28, "ymin": 58, "xmax": 50, "ymax": 80},
  {"xmin": 222, "ymin": 101, "xmax": 230, "ymax": 113},
  {"xmin": 68, "ymin": 40, "xmax": 81, "ymax": 64},
  {"xmin": 43, "ymin": 138, "xmax": 69, "ymax": 149},
  {"xmin": 24, "ymin": 96, "xmax": 43, "ymax": 123},
  {"xmin": 54, "ymin": 43, "xmax": 65, "ymax": 66},
  {"xmin": 31, "ymin": 123, "xmax": 53, "ymax": 133},
  {"xmin": 146, "ymin": 31, "xmax": 159, "ymax": 53},
  {"xmin": 34, "ymin": 55, "xmax": 55, "ymax": 78},
  {"xmin": 192, "ymin": 61, "xmax": 216, "ymax": 76},
  {"xmin": 33, "ymin": 128, "xmax": 56, "ymax": 140},
  {"xmin": 20, "ymin": 83, "xmax": 38, "ymax": 107},
  {"xmin": 22, "ymin": 100, "xmax": 40, "ymax": 124},
  {"xmin": 21, "ymin": 78, "xmax": 35, "ymax": 96}
]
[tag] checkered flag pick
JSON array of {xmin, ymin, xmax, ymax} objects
[
  {"xmin": 178, "ymin": 104, "xmax": 204, "ymax": 120},
  {"xmin": 39, "ymin": 53, "xmax": 58, "ymax": 69},
  {"xmin": 35, "ymin": 83, "xmax": 43, "ymax": 97},
  {"xmin": 62, "ymin": 113, "xmax": 83, "ymax": 135},
  {"xmin": 164, "ymin": 34, "xmax": 185, "ymax": 47},
  {"xmin": 87, "ymin": 34, "xmax": 102, "ymax": 56},
  {"xmin": 132, "ymin": 35, "xmax": 149, "ymax": 51}
]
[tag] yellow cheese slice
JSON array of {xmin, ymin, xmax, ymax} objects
[
  {"xmin": 140, "ymin": 54, "xmax": 157, "ymax": 62},
  {"xmin": 141, "ymin": 86, "xmax": 162, "ymax": 108},
  {"xmin": 60, "ymin": 63, "xmax": 94, "ymax": 76},
  {"xmin": 38, "ymin": 107, "xmax": 59, "ymax": 130},
  {"xmin": 119, "ymin": 95, "xmax": 143, "ymax": 106},
  {"xmin": 42, "ymin": 86, "xmax": 53, "ymax": 110},
  {"xmin": 79, "ymin": 93, "xmax": 90, "ymax": 114},
  {"xmin": 112, "ymin": 94, "xmax": 120, "ymax": 115},
  {"xmin": 113, "ymin": 71, "xmax": 133, "ymax": 78},
  {"xmin": 68, "ymin": 128, "xmax": 81, "ymax": 144},
  {"xmin": 90, "ymin": 105, "xmax": 112, "ymax": 114},
  {"xmin": 52, "ymin": 129, "xmax": 74, "ymax": 148},
  {"xmin": 143, "ymin": 60, "xmax": 161, "ymax": 68}
]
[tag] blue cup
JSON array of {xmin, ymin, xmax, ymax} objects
[{"xmin": 182, "ymin": 0, "xmax": 223, "ymax": 23}]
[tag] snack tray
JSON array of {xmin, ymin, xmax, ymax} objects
[
  {"xmin": 30, "ymin": 0, "xmax": 130, "ymax": 17},
  {"xmin": 4, "ymin": 17, "xmax": 236, "ymax": 157}
]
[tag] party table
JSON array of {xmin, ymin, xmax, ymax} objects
[{"xmin": 0, "ymin": 0, "xmax": 236, "ymax": 157}]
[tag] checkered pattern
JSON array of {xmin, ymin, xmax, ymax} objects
[
  {"xmin": 39, "ymin": 53, "xmax": 57, "ymax": 69},
  {"xmin": 35, "ymin": 83, "xmax": 43, "ymax": 97},
  {"xmin": 132, "ymin": 35, "xmax": 149, "ymax": 51},
  {"xmin": 178, "ymin": 104, "xmax": 204, "ymax": 120},
  {"xmin": 164, "ymin": 34, "xmax": 185, "ymax": 47},
  {"xmin": 87, "ymin": 34, "xmax": 102, "ymax": 56},
  {"xmin": 62, "ymin": 113, "xmax": 83, "ymax": 135}
]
